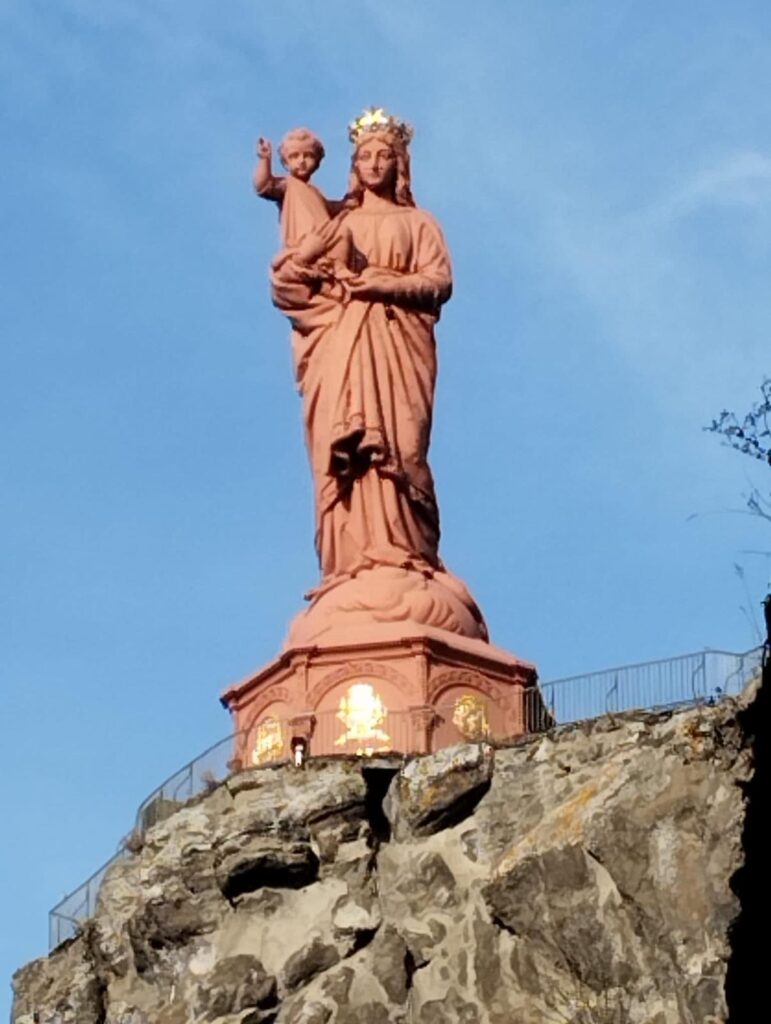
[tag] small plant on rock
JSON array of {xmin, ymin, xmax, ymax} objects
[
  {"xmin": 200, "ymin": 770, "xmax": 220, "ymax": 794},
  {"xmin": 120, "ymin": 828, "xmax": 145, "ymax": 855}
]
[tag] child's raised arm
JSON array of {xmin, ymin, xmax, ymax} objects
[{"xmin": 253, "ymin": 137, "xmax": 286, "ymax": 201}]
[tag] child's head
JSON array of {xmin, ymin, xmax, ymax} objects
[{"xmin": 278, "ymin": 128, "xmax": 325, "ymax": 181}]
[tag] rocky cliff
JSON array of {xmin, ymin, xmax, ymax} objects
[{"xmin": 13, "ymin": 683, "xmax": 761, "ymax": 1024}]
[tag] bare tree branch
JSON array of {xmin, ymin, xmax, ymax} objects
[{"xmin": 707, "ymin": 378, "xmax": 771, "ymax": 466}]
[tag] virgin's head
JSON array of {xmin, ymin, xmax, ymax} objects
[{"xmin": 347, "ymin": 131, "xmax": 414, "ymax": 207}]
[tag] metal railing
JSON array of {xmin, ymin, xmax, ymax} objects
[
  {"xmin": 540, "ymin": 647, "xmax": 762, "ymax": 724},
  {"xmin": 135, "ymin": 734, "xmax": 237, "ymax": 833},
  {"xmin": 48, "ymin": 851, "xmax": 130, "ymax": 950},
  {"xmin": 48, "ymin": 645, "xmax": 762, "ymax": 949}
]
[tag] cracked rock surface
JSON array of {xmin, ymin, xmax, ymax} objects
[{"xmin": 12, "ymin": 687, "xmax": 759, "ymax": 1023}]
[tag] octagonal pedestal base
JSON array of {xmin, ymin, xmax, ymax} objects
[{"xmin": 221, "ymin": 623, "xmax": 543, "ymax": 768}]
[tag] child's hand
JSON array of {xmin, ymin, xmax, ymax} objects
[{"xmin": 256, "ymin": 137, "xmax": 272, "ymax": 159}]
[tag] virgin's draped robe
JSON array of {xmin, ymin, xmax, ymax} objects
[{"xmin": 271, "ymin": 203, "xmax": 452, "ymax": 585}]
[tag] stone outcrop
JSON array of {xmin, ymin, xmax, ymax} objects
[{"xmin": 13, "ymin": 680, "xmax": 762, "ymax": 1023}]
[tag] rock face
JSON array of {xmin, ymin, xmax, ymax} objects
[{"xmin": 13, "ymin": 685, "xmax": 760, "ymax": 1024}]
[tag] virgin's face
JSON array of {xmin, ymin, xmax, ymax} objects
[{"xmin": 354, "ymin": 138, "xmax": 397, "ymax": 192}]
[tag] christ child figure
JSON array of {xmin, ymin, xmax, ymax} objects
[
  {"xmin": 253, "ymin": 127, "xmax": 333, "ymax": 249},
  {"xmin": 253, "ymin": 128, "xmax": 355, "ymax": 289}
]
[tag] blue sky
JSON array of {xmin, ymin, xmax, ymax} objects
[{"xmin": 2, "ymin": 0, "xmax": 771, "ymax": 1010}]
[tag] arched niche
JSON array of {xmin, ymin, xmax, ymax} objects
[
  {"xmin": 313, "ymin": 675, "xmax": 408, "ymax": 757},
  {"xmin": 431, "ymin": 684, "xmax": 503, "ymax": 748},
  {"xmin": 245, "ymin": 700, "xmax": 293, "ymax": 767}
]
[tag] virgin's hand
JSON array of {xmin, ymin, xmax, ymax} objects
[{"xmin": 346, "ymin": 267, "xmax": 400, "ymax": 298}]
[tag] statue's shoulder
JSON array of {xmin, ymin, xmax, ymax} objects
[
  {"xmin": 410, "ymin": 204, "xmax": 438, "ymax": 224},
  {"xmin": 411, "ymin": 205, "xmax": 444, "ymax": 229},
  {"xmin": 410, "ymin": 206, "xmax": 449, "ymax": 249}
]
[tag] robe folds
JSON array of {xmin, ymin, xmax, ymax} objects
[{"xmin": 271, "ymin": 203, "xmax": 452, "ymax": 583}]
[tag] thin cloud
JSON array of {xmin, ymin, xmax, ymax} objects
[{"xmin": 664, "ymin": 151, "xmax": 771, "ymax": 215}]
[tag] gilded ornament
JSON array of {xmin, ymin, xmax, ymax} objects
[
  {"xmin": 452, "ymin": 694, "xmax": 490, "ymax": 740},
  {"xmin": 335, "ymin": 682, "xmax": 391, "ymax": 756},
  {"xmin": 251, "ymin": 716, "xmax": 284, "ymax": 765},
  {"xmin": 347, "ymin": 106, "xmax": 414, "ymax": 145}
]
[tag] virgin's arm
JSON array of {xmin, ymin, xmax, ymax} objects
[{"xmin": 347, "ymin": 214, "xmax": 452, "ymax": 310}]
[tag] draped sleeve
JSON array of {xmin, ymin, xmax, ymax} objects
[{"xmin": 393, "ymin": 211, "xmax": 452, "ymax": 313}]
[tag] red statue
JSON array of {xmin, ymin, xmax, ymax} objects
[
  {"xmin": 221, "ymin": 110, "xmax": 539, "ymax": 764},
  {"xmin": 257, "ymin": 110, "xmax": 487, "ymax": 647}
]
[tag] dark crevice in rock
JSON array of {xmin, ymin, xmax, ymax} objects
[
  {"xmin": 487, "ymin": 909, "xmax": 518, "ymax": 938},
  {"xmin": 583, "ymin": 845, "xmax": 604, "ymax": 866},
  {"xmin": 83, "ymin": 925, "xmax": 109, "ymax": 1024},
  {"xmin": 416, "ymin": 778, "xmax": 492, "ymax": 835},
  {"xmin": 403, "ymin": 946, "xmax": 419, "ymax": 990},
  {"xmin": 362, "ymin": 767, "xmax": 398, "ymax": 844},
  {"xmin": 93, "ymin": 975, "xmax": 108, "ymax": 1024},
  {"xmin": 348, "ymin": 925, "xmax": 381, "ymax": 956},
  {"xmin": 725, "ymin": 626, "xmax": 769, "ymax": 1024},
  {"xmin": 221, "ymin": 849, "xmax": 320, "ymax": 903}
]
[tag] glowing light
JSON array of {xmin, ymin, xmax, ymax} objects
[
  {"xmin": 348, "ymin": 107, "xmax": 414, "ymax": 145},
  {"xmin": 335, "ymin": 682, "xmax": 391, "ymax": 756}
]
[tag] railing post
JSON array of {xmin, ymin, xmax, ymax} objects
[
  {"xmin": 605, "ymin": 674, "xmax": 619, "ymax": 714},
  {"xmin": 691, "ymin": 652, "xmax": 706, "ymax": 703}
]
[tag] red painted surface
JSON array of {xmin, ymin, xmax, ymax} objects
[
  {"xmin": 221, "ymin": 627, "xmax": 542, "ymax": 767},
  {"xmin": 234, "ymin": 110, "xmax": 546, "ymax": 768}
]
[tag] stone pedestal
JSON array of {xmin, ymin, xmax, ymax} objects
[{"xmin": 220, "ymin": 622, "xmax": 543, "ymax": 768}]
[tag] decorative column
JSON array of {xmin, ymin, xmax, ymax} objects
[{"xmin": 409, "ymin": 705, "xmax": 439, "ymax": 755}]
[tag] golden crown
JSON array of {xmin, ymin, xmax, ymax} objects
[{"xmin": 348, "ymin": 107, "xmax": 414, "ymax": 146}]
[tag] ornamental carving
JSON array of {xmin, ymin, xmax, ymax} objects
[
  {"xmin": 427, "ymin": 670, "xmax": 503, "ymax": 705},
  {"xmin": 308, "ymin": 659, "xmax": 412, "ymax": 709},
  {"xmin": 242, "ymin": 686, "xmax": 291, "ymax": 734}
]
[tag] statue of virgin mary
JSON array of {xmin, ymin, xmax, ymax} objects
[{"xmin": 268, "ymin": 109, "xmax": 488, "ymax": 646}]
